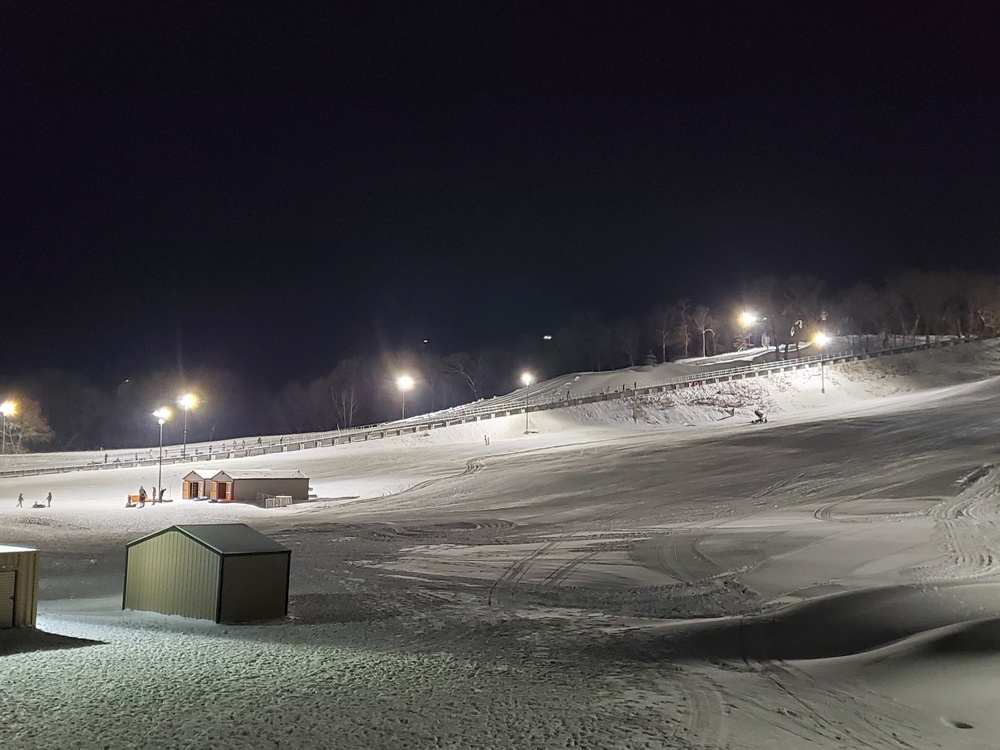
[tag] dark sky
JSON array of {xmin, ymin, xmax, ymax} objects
[{"xmin": 4, "ymin": 2, "xmax": 1000, "ymax": 386}]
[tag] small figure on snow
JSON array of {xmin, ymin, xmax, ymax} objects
[
  {"xmin": 17, "ymin": 493, "xmax": 23, "ymax": 508},
  {"xmin": 46, "ymin": 492, "xmax": 52, "ymax": 507},
  {"xmin": 138, "ymin": 486, "xmax": 147, "ymax": 508},
  {"xmin": 752, "ymin": 408, "xmax": 768, "ymax": 425}
]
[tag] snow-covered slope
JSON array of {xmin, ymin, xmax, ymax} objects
[{"xmin": 5, "ymin": 340, "xmax": 1000, "ymax": 749}]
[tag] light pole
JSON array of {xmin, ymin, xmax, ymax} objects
[
  {"xmin": 153, "ymin": 407, "xmax": 171, "ymax": 497},
  {"xmin": 0, "ymin": 400, "xmax": 15, "ymax": 455},
  {"xmin": 178, "ymin": 393, "xmax": 199, "ymax": 458},
  {"xmin": 739, "ymin": 312, "xmax": 757, "ymax": 349},
  {"xmin": 397, "ymin": 375, "xmax": 414, "ymax": 420},
  {"xmin": 814, "ymin": 332, "xmax": 830, "ymax": 394},
  {"xmin": 521, "ymin": 372, "xmax": 533, "ymax": 433}
]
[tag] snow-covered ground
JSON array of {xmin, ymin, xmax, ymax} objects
[{"xmin": 4, "ymin": 341, "xmax": 1000, "ymax": 749}]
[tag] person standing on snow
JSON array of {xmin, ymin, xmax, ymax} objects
[
  {"xmin": 46, "ymin": 492, "xmax": 52, "ymax": 507},
  {"xmin": 17, "ymin": 493, "xmax": 23, "ymax": 508}
]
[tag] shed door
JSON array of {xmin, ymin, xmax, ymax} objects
[{"xmin": 0, "ymin": 570, "xmax": 15, "ymax": 628}]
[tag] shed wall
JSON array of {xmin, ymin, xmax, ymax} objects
[
  {"xmin": 0, "ymin": 571, "xmax": 14, "ymax": 627},
  {"xmin": 182, "ymin": 480, "xmax": 207, "ymax": 499},
  {"xmin": 219, "ymin": 552, "xmax": 290, "ymax": 623},
  {"xmin": 124, "ymin": 533, "xmax": 220, "ymax": 620},
  {"xmin": 232, "ymin": 478, "xmax": 309, "ymax": 504},
  {"xmin": 0, "ymin": 550, "xmax": 39, "ymax": 628}
]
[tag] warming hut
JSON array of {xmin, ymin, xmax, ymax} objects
[
  {"xmin": 181, "ymin": 469, "xmax": 214, "ymax": 499},
  {"xmin": 0, "ymin": 545, "xmax": 40, "ymax": 628},
  {"xmin": 123, "ymin": 524, "xmax": 290, "ymax": 624},
  {"xmin": 208, "ymin": 469, "xmax": 309, "ymax": 505}
]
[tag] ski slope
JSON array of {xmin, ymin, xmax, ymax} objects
[{"xmin": 3, "ymin": 340, "xmax": 1000, "ymax": 749}]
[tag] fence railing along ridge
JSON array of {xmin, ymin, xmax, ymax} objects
[{"xmin": 0, "ymin": 335, "xmax": 987, "ymax": 479}]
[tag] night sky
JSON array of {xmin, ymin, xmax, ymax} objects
[{"xmin": 4, "ymin": 3, "xmax": 1000, "ymax": 387}]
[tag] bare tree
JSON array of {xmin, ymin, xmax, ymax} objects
[
  {"xmin": 445, "ymin": 350, "xmax": 499, "ymax": 400},
  {"xmin": 327, "ymin": 356, "xmax": 368, "ymax": 428},
  {"xmin": 691, "ymin": 305, "xmax": 715, "ymax": 357},
  {"xmin": 613, "ymin": 317, "xmax": 641, "ymax": 366},
  {"xmin": 330, "ymin": 384, "xmax": 358, "ymax": 428},
  {"xmin": 674, "ymin": 299, "xmax": 692, "ymax": 358},
  {"xmin": 4, "ymin": 395, "xmax": 53, "ymax": 453},
  {"xmin": 648, "ymin": 305, "xmax": 676, "ymax": 363}
]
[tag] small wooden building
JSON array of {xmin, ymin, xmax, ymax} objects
[
  {"xmin": 181, "ymin": 469, "xmax": 214, "ymax": 499},
  {"xmin": 123, "ymin": 524, "xmax": 291, "ymax": 624},
  {"xmin": 0, "ymin": 545, "xmax": 40, "ymax": 629},
  {"xmin": 208, "ymin": 469, "xmax": 309, "ymax": 505}
]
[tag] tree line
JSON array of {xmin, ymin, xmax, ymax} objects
[{"xmin": 6, "ymin": 270, "xmax": 1000, "ymax": 452}]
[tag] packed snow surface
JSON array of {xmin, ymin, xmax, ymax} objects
[{"xmin": 4, "ymin": 341, "xmax": 1000, "ymax": 748}]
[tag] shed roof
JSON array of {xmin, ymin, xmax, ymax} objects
[
  {"xmin": 183, "ymin": 469, "xmax": 216, "ymax": 481},
  {"xmin": 212, "ymin": 469, "xmax": 308, "ymax": 481},
  {"xmin": 0, "ymin": 544, "xmax": 38, "ymax": 554},
  {"xmin": 128, "ymin": 524, "xmax": 289, "ymax": 555}
]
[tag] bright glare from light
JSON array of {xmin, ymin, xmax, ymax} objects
[
  {"xmin": 0, "ymin": 400, "xmax": 16, "ymax": 417},
  {"xmin": 814, "ymin": 332, "xmax": 831, "ymax": 347},
  {"xmin": 397, "ymin": 375, "xmax": 415, "ymax": 392},
  {"xmin": 521, "ymin": 372, "xmax": 533, "ymax": 387},
  {"xmin": 178, "ymin": 393, "xmax": 199, "ymax": 411},
  {"xmin": 152, "ymin": 406, "xmax": 172, "ymax": 422},
  {"xmin": 543, "ymin": 335, "xmax": 552, "ymax": 340},
  {"xmin": 739, "ymin": 312, "xmax": 758, "ymax": 327}
]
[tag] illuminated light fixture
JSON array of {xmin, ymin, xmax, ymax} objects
[{"xmin": 397, "ymin": 375, "xmax": 415, "ymax": 420}]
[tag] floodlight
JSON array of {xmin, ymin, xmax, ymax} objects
[{"xmin": 178, "ymin": 393, "xmax": 199, "ymax": 411}]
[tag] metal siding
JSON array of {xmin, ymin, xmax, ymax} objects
[
  {"xmin": 16, "ymin": 551, "xmax": 38, "ymax": 627},
  {"xmin": 218, "ymin": 553, "xmax": 290, "ymax": 623},
  {"xmin": 0, "ymin": 571, "xmax": 14, "ymax": 628},
  {"xmin": 232, "ymin": 478, "xmax": 310, "ymax": 504},
  {"xmin": 0, "ymin": 550, "xmax": 39, "ymax": 628},
  {"xmin": 124, "ymin": 531, "xmax": 220, "ymax": 620}
]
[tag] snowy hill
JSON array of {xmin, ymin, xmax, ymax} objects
[{"xmin": 4, "ymin": 339, "xmax": 1000, "ymax": 749}]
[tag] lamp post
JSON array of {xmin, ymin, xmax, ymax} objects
[
  {"xmin": 814, "ymin": 332, "xmax": 830, "ymax": 394},
  {"xmin": 178, "ymin": 393, "xmax": 199, "ymax": 458},
  {"xmin": 521, "ymin": 372, "xmax": 533, "ymax": 433},
  {"xmin": 739, "ymin": 312, "xmax": 762, "ymax": 349},
  {"xmin": 0, "ymin": 400, "xmax": 15, "ymax": 455},
  {"xmin": 153, "ymin": 407, "xmax": 171, "ymax": 498},
  {"xmin": 397, "ymin": 375, "xmax": 414, "ymax": 420}
]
